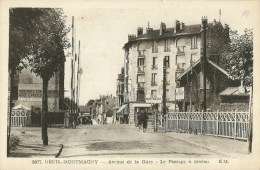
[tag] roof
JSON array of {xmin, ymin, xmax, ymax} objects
[
  {"xmin": 13, "ymin": 104, "xmax": 31, "ymax": 110},
  {"xmin": 116, "ymin": 104, "xmax": 127, "ymax": 113},
  {"xmin": 132, "ymin": 103, "xmax": 151, "ymax": 108},
  {"xmin": 136, "ymin": 24, "xmax": 202, "ymax": 41},
  {"xmin": 177, "ymin": 59, "xmax": 201, "ymax": 80},
  {"xmin": 219, "ymin": 87, "xmax": 250, "ymax": 96},
  {"xmin": 177, "ymin": 59, "xmax": 232, "ymax": 80}
]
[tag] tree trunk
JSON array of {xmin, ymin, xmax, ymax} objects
[
  {"xmin": 248, "ymin": 86, "xmax": 253, "ymax": 153},
  {"xmin": 7, "ymin": 71, "xmax": 14, "ymax": 156},
  {"xmin": 42, "ymin": 78, "xmax": 49, "ymax": 146}
]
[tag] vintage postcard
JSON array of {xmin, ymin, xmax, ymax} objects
[{"xmin": 0, "ymin": 0, "xmax": 259, "ymax": 170}]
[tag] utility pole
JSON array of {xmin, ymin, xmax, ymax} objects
[
  {"xmin": 162, "ymin": 57, "xmax": 167, "ymax": 125},
  {"xmin": 202, "ymin": 16, "xmax": 208, "ymax": 111},
  {"xmin": 70, "ymin": 16, "xmax": 75, "ymax": 116},
  {"xmin": 76, "ymin": 41, "xmax": 80, "ymax": 115}
]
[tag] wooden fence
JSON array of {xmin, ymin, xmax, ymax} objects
[{"xmin": 166, "ymin": 111, "xmax": 249, "ymax": 140}]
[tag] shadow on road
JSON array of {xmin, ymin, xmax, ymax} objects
[
  {"xmin": 87, "ymin": 141, "xmax": 152, "ymax": 151},
  {"xmin": 61, "ymin": 151, "xmax": 210, "ymax": 158}
]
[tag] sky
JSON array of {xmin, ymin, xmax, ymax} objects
[{"xmin": 61, "ymin": 1, "xmax": 257, "ymax": 105}]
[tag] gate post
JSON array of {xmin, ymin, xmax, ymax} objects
[
  {"xmin": 187, "ymin": 112, "xmax": 190, "ymax": 131},
  {"xmin": 201, "ymin": 111, "xmax": 203, "ymax": 134},
  {"xmin": 216, "ymin": 110, "xmax": 219, "ymax": 136},
  {"xmin": 234, "ymin": 110, "xmax": 237, "ymax": 139}
]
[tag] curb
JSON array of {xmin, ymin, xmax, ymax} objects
[
  {"xmin": 55, "ymin": 144, "xmax": 64, "ymax": 158},
  {"xmin": 164, "ymin": 133, "xmax": 230, "ymax": 157}
]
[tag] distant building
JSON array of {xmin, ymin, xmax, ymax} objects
[
  {"xmin": 11, "ymin": 62, "xmax": 65, "ymax": 112},
  {"xmin": 121, "ymin": 18, "xmax": 230, "ymax": 124}
]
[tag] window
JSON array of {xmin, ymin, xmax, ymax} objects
[
  {"xmin": 199, "ymin": 72, "xmax": 210, "ymax": 89},
  {"xmin": 137, "ymin": 74, "xmax": 145, "ymax": 83},
  {"xmin": 164, "ymin": 56, "xmax": 170, "ymax": 68},
  {"xmin": 151, "ymin": 90, "xmax": 157, "ymax": 97},
  {"xmin": 191, "ymin": 35, "xmax": 197, "ymax": 49},
  {"xmin": 152, "ymin": 41, "xmax": 158, "ymax": 53},
  {"xmin": 190, "ymin": 54, "xmax": 197, "ymax": 65},
  {"xmin": 164, "ymin": 39, "xmax": 171, "ymax": 52},
  {"xmin": 152, "ymin": 57, "xmax": 157, "ymax": 69},
  {"xmin": 176, "ymin": 55, "xmax": 185, "ymax": 70},
  {"xmin": 137, "ymin": 58, "xmax": 145, "ymax": 66},
  {"xmin": 166, "ymin": 73, "xmax": 170, "ymax": 85},
  {"xmin": 166, "ymin": 89, "xmax": 170, "ymax": 100},
  {"xmin": 151, "ymin": 73, "xmax": 157, "ymax": 86}
]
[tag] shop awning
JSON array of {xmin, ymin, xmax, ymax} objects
[
  {"xmin": 132, "ymin": 103, "xmax": 151, "ymax": 108},
  {"xmin": 116, "ymin": 104, "xmax": 127, "ymax": 113}
]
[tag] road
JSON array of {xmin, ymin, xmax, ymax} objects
[{"xmin": 58, "ymin": 124, "xmax": 223, "ymax": 158}]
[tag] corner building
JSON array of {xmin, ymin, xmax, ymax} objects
[{"xmin": 122, "ymin": 18, "xmax": 229, "ymax": 124}]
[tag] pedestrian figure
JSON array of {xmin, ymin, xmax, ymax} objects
[
  {"xmin": 137, "ymin": 112, "xmax": 142, "ymax": 129},
  {"xmin": 141, "ymin": 110, "xmax": 149, "ymax": 132}
]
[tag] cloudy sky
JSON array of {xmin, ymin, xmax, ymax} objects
[{"xmin": 61, "ymin": 1, "xmax": 257, "ymax": 105}]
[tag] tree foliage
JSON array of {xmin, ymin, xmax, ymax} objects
[
  {"xmin": 225, "ymin": 29, "xmax": 253, "ymax": 86},
  {"xmin": 29, "ymin": 8, "xmax": 70, "ymax": 80},
  {"xmin": 9, "ymin": 8, "xmax": 42, "ymax": 73}
]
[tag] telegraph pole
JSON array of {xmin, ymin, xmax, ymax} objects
[
  {"xmin": 162, "ymin": 58, "xmax": 167, "ymax": 116},
  {"xmin": 202, "ymin": 16, "xmax": 208, "ymax": 111},
  {"xmin": 76, "ymin": 41, "xmax": 80, "ymax": 115},
  {"xmin": 70, "ymin": 16, "xmax": 75, "ymax": 115}
]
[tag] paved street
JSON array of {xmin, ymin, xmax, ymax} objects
[
  {"xmin": 10, "ymin": 123, "xmax": 249, "ymax": 158},
  {"xmin": 58, "ymin": 124, "xmax": 228, "ymax": 158}
]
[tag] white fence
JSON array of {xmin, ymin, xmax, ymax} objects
[
  {"xmin": 11, "ymin": 110, "xmax": 31, "ymax": 127},
  {"xmin": 166, "ymin": 111, "xmax": 249, "ymax": 140}
]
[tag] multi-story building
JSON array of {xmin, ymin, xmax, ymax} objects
[
  {"xmin": 12, "ymin": 63, "xmax": 65, "ymax": 112},
  {"xmin": 122, "ymin": 18, "xmax": 230, "ymax": 124}
]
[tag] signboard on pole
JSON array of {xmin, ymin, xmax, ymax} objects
[
  {"xmin": 176, "ymin": 87, "xmax": 184, "ymax": 100},
  {"xmin": 146, "ymin": 95, "xmax": 162, "ymax": 104}
]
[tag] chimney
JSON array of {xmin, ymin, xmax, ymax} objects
[
  {"xmin": 160, "ymin": 22, "xmax": 166, "ymax": 35},
  {"xmin": 121, "ymin": 67, "xmax": 124, "ymax": 75},
  {"xmin": 146, "ymin": 27, "xmax": 153, "ymax": 34},
  {"xmin": 128, "ymin": 34, "xmax": 136, "ymax": 41},
  {"xmin": 175, "ymin": 20, "xmax": 180, "ymax": 32},
  {"xmin": 137, "ymin": 27, "xmax": 143, "ymax": 36},
  {"xmin": 180, "ymin": 22, "xmax": 185, "ymax": 30}
]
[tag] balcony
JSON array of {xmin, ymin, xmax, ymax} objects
[
  {"xmin": 137, "ymin": 65, "xmax": 145, "ymax": 73},
  {"xmin": 176, "ymin": 46, "xmax": 185, "ymax": 54},
  {"xmin": 138, "ymin": 50, "xmax": 146, "ymax": 57},
  {"xmin": 151, "ymin": 81, "xmax": 157, "ymax": 86},
  {"xmin": 151, "ymin": 64, "xmax": 158, "ymax": 70}
]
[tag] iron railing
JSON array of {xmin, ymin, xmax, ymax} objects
[{"xmin": 166, "ymin": 111, "xmax": 249, "ymax": 140}]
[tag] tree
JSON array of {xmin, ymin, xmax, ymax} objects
[
  {"xmin": 225, "ymin": 29, "xmax": 253, "ymax": 153},
  {"xmin": 29, "ymin": 8, "xmax": 70, "ymax": 145},
  {"xmin": 225, "ymin": 29, "xmax": 253, "ymax": 86},
  {"xmin": 8, "ymin": 8, "xmax": 45, "ymax": 155}
]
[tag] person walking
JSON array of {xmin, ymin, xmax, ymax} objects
[{"xmin": 141, "ymin": 110, "xmax": 149, "ymax": 132}]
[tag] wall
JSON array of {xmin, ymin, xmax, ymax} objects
[{"xmin": 15, "ymin": 67, "xmax": 61, "ymax": 111}]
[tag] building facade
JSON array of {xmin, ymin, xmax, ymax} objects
[
  {"xmin": 12, "ymin": 63, "xmax": 65, "ymax": 112},
  {"xmin": 121, "ymin": 18, "xmax": 230, "ymax": 124}
]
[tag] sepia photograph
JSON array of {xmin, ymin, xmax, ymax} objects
[{"xmin": 0, "ymin": 0, "xmax": 259, "ymax": 170}]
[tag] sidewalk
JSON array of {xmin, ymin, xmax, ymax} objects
[
  {"xmin": 9, "ymin": 127, "xmax": 63, "ymax": 158},
  {"xmin": 164, "ymin": 132, "xmax": 249, "ymax": 157}
]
